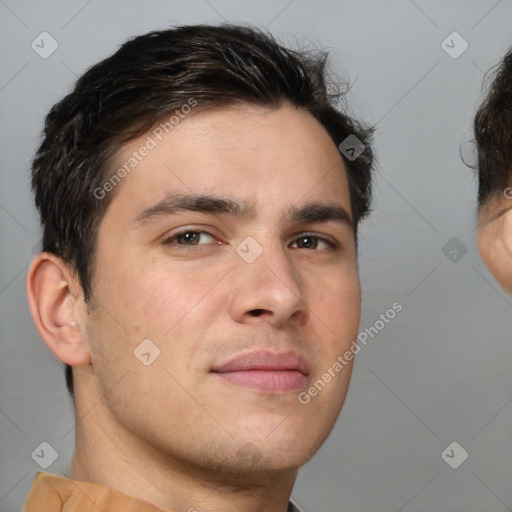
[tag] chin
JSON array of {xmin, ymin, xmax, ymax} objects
[
  {"xmin": 230, "ymin": 444, "xmax": 314, "ymax": 477},
  {"xmin": 232, "ymin": 423, "xmax": 331, "ymax": 472}
]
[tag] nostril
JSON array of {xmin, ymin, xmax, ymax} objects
[{"xmin": 249, "ymin": 309, "xmax": 265, "ymax": 317}]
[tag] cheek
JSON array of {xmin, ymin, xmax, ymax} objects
[
  {"xmin": 111, "ymin": 260, "xmax": 225, "ymax": 344},
  {"xmin": 477, "ymin": 222, "xmax": 511, "ymax": 289},
  {"xmin": 314, "ymin": 261, "xmax": 361, "ymax": 316},
  {"xmin": 320, "ymin": 271, "xmax": 361, "ymax": 347}
]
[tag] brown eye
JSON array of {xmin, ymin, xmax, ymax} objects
[
  {"xmin": 291, "ymin": 234, "xmax": 337, "ymax": 250},
  {"xmin": 164, "ymin": 230, "xmax": 216, "ymax": 246},
  {"xmin": 176, "ymin": 231, "xmax": 201, "ymax": 245},
  {"xmin": 296, "ymin": 236, "xmax": 317, "ymax": 249}
]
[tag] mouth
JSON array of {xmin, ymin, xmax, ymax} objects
[{"xmin": 210, "ymin": 350, "xmax": 310, "ymax": 393}]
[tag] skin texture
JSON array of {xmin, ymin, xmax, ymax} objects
[
  {"xmin": 477, "ymin": 192, "xmax": 512, "ymax": 293},
  {"xmin": 27, "ymin": 103, "xmax": 361, "ymax": 512}
]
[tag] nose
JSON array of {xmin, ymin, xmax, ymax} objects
[{"xmin": 228, "ymin": 236, "xmax": 309, "ymax": 329}]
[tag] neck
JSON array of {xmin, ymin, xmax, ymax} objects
[{"xmin": 67, "ymin": 373, "xmax": 296, "ymax": 512}]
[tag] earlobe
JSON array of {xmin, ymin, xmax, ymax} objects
[
  {"xmin": 478, "ymin": 208, "xmax": 512, "ymax": 293},
  {"xmin": 26, "ymin": 253, "xmax": 91, "ymax": 367}
]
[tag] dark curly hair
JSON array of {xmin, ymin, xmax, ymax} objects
[
  {"xmin": 30, "ymin": 24, "xmax": 375, "ymax": 400},
  {"xmin": 473, "ymin": 48, "xmax": 512, "ymax": 206}
]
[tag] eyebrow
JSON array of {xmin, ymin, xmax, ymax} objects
[{"xmin": 133, "ymin": 192, "xmax": 353, "ymax": 231}]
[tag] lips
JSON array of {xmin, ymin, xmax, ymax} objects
[{"xmin": 211, "ymin": 350, "xmax": 310, "ymax": 393}]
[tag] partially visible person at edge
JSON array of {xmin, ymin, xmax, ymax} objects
[
  {"xmin": 473, "ymin": 49, "xmax": 512, "ymax": 293},
  {"xmin": 24, "ymin": 23, "xmax": 375, "ymax": 512}
]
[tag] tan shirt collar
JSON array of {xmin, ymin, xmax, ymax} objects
[
  {"xmin": 23, "ymin": 472, "xmax": 168, "ymax": 511},
  {"xmin": 23, "ymin": 472, "xmax": 302, "ymax": 511}
]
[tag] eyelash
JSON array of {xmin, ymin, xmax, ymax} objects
[{"xmin": 163, "ymin": 230, "xmax": 339, "ymax": 251}]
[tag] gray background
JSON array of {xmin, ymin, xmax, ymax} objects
[{"xmin": 1, "ymin": 0, "xmax": 512, "ymax": 510}]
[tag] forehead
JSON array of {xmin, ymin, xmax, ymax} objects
[{"xmin": 103, "ymin": 103, "xmax": 351, "ymax": 224}]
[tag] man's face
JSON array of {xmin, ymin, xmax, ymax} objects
[{"xmin": 81, "ymin": 103, "xmax": 361, "ymax": 474}]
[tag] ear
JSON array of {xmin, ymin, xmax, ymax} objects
[
  {"xmin": 478, "ymin": 208, "xmax": 512, "ymax": 293},
  {"xmin": 26, "ymin": 253, "xmax": 91, "ymax": 367}
]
